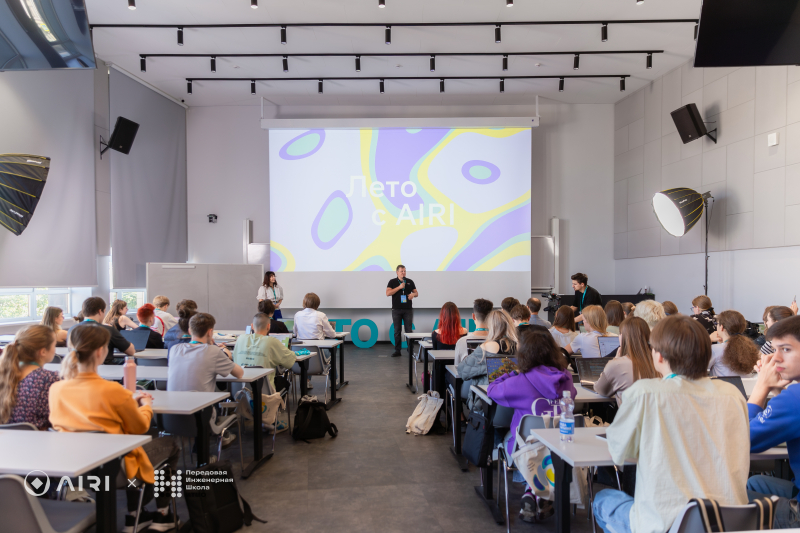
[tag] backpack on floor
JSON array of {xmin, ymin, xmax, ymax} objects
[
  {"xmin": 292, "ymin": 395, "xmax": 338, "ymax": 441},
  {"xmin": 462, "ymin": 400, "xmax": 493, "ymax": 467},
  {"xmin": 184, "ymin": 460, "xmax": 266, "ymax": 533},
  {"xmin": 406, "ymin": 391, "xmax": 444, "ymax": 435}
]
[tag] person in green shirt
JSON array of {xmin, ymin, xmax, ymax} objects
[{"xmin": 232, "ymin": 313, "xmax": 297, "ymax": 393}]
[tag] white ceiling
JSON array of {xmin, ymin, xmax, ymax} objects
[{"xmin": 85, "ymin": 0, "xmax": 702, "ymax": 107}]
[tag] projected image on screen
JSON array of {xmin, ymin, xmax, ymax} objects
[{"xmin": 269, "ymin": 128, "xmax": 531, "ymax": 272}]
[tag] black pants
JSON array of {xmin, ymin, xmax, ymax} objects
[{"xmin": 392, "ymin": 309, "xmax": 413, "ymax": 354}]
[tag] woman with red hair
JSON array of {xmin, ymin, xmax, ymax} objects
[
  {"xmin": 432, "ymin": 302, "xmax": 468, "ymax": 350},
  {"xmin": 136, "ymin": 303, "xmax": 166, "ymax": 349}
]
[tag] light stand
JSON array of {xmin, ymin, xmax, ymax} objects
[{"xmin": 702, "ymin": 192, "xmax": 714, "ymax": 296}]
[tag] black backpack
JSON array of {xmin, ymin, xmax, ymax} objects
[
  {"xmin": 292, "ymin": 398, "xmax": 338, "ymax": 441},
  {"xmin": 462, "ymin": 400, "xmax": 493, "ymax": 467},
  {"xmin": 184, "ymin": 461, "xmax": 266, "ymax": 533}
]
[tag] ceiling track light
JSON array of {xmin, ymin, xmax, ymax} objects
[
  {"xmin": 251, "ymin": 0, "xmax": 258, "ymax": 8},
  {"xmin": 601, "ymin": 23, "xmax": 608, "ymax": 42},
  {"xmin": 251, "ymin": 79, "xmax": 256, "ymax": 94},
  {"xmin": 280, "ymin": 25, "xmax": 286, "ymax": 45},
  {"xmin": 210, "ymin": 56, "xmax": 216, "ymax": 72},
  {"xmin": 573, "ymin": 53, "xmax": 580, "ymax": 70},
  {"xmin": 385, "ymin": 25, "xmax": 391, "ymax": 45},
  {"xmin": 379, "ymin": 0, "xmax": 385, "ymax": 6},
  {"xmin": 507, "ymin": 0, "xmax": 513, "ymax": 6},
  {"xmin": 380, "ymin": 78, "xmax": 385, "ymax": 93},
  {"xmin": 187, "ymin": 80, "xmax": 192, "ymax": 94},
  {"xmin": 558, "ymin": 77, "xmax": 564, "ymax": 92},
  {"xmin": 495, "ymin": 24, "xmax": 501, "ymax": 43},
  {"xmin": 620, "ymin": 77, "xmax": 626, "ymax": 91},
  {"xmin": 177, "ymin": 27, "xmax": 184, "ymax": 46},
  {"xmin": 430, "ymin": 55, "xmax": 435, "ymax": 72},
  {"xmin": 355, "ymin": 55, "xmax": 361, "ymax": 72},
  {"xmin": 500, "ymin": 78, "xmax": 505, "ymax": 93},
  {"xmin": 502, "ymin": 54, "xmax": 508, "ymax": 71},
  {"xmin": 646, "ymin": 52, "xmax": 652, "ymax": 69},
  {"xmin": 636, "ymin": 0, "xmax": 643, "ymax": 4},
  {"xmin": 318, "ymin": 79, "xmax": 323, "ymax": 94},
  {"xmin": 440, "ymin": 78, "xmax": 445, "ymax": 93},
  {"xmin": 128, "ymin": 0, "xmax": 136, "ymax": 10},
  {"xmin": 694, "ymin": 23, "xmax": 699, "ymax": 40},
  {"xmin": 282, "ymin": 55, "xmax": 288, "ymax": 72},
  {"xmin": 140, "ymin": 55, "xmax": 146, "ymax": 72}
]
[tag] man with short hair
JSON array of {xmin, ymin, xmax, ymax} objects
[
  {"xmin": 501, "ymin": 297, "xmax": 520, "ymax": 315},
  {"xmin": 386, "ymin": 265, "xmax": 418, "ymax": 357},
  {"xmin": 570, "ymin": 272, "xmax": 603, "ymax": 323},
  {"xmin": 454, "ymin": 298, "xmax": 493, "ymax": 365},
  {"xmin": 526, "ymin": 297, "xmax": 552, "ymax": 328},
  {"xmin": 233, "ymin": 313, "xmax": 297, "ymax": 393},
  {"xmin": 510, "ymin": 304, "xmax": 532, "ymax": 334},
  {"xmin": 746, "ymin": 315, "xmax": 800, "ymax": 528},
  {"xmin": 593, "ymin": 315, "xmax": 750, "ymax": 533},
  {"xmin": 68, "ymin": 296, "xmax": 134, "ymax": 363}
]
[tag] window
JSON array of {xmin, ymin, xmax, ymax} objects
[
  {"xmin": 109, "ymin": 290, "xmax": 146, "ymax": 311},
  {"xmin": 0, "ymin": 288, "xmax": 72, "ymax": 323}
]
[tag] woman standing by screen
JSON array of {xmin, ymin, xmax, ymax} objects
[{"xmin": 257, "ymin": 271, "xmax": 284, "ymax": 319}]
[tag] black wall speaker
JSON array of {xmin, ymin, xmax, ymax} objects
[
  {"xmin": 670, "ymin": 104, "xmax": 708, "ymax": 144},
  {"xmin": 107, "ymin": 116, "xmax": 140, "ymax": 154}
]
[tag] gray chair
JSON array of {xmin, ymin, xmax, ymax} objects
[
  {"xmin": 162, "ymin": 399, "xmax": 243, "ymax": 470},
  {"xmin": 291, "ymin": 342, "xmax": 330, "ymax": 404},
  {"xmin": 466, "ymin": 339, "xmax": 484, "ymax": 355},
  {"xmin": 0, "ymin": 422, "xmax": 38, "ymax": 431},
  {"xmin": 667, "ymin": 496, "xmax": 779, "ymax": 533},
  {"xmin": 0, "ymin": 475, "xmax": 95, "ymax": 533},
  {"xmin": 412, "ymin": 336, "xmax": 432, "ymax": 390}
]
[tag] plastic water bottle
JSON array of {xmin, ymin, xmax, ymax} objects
[
  {"xmin": 123, "ymin": 356, "xmax": 137, "ymax": 392},
  {"xmin": 560, "ymin": 390, "xmax": 575, "ymax": 443}
]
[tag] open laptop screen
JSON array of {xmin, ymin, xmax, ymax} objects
[{"xmin": 598, "ymin": 336, "xmax": 620, "ymax": 358}]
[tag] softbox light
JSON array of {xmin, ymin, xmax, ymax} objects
[
  {"xmin": 652, "ymin": 188, "xmax": 705, "ymax": 237},
  {"xmin": 0, "ymin": 154, "xmax": 51, "ymax": 236}
]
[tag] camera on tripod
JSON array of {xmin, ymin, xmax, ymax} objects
[{"xmin": 541, "ymin": 292, "xmax": 561, "ymax": 312}]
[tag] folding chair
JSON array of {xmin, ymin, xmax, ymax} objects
[
  {"xmin": 0, "ymin": 475, "xmax": 95, "ymax": 533},
  {"xmin": 668, "ymin": 496, "xmax": 779, "ymax": 533}
]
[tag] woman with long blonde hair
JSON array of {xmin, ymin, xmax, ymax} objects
[
  {"xmin": 564, "ymin": 305, "xmax": 614, "ymax": 358},
  {"xmin": 41, "ymin": 306, "xmax": 68, "ymax": 346},
  {"xmin": 0, "ymin": 325, "xmax": 58, "ymax": 429},
  {"xmin": 595, "ymin": 317, "xmax": 661, "ymax": 405},
  {"xmin": 103, "ymin": 299, "xmax": 137, "ymax": 331}
]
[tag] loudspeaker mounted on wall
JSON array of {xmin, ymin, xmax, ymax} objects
[
  {"xmin": 99, "ymin": 116, "xmax": 140, "ymax": 159},
  {"xmin": 670, "ymin": 103, "xmax": 717, "ymax": 144}
]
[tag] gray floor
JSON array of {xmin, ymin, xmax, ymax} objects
[{"xmin": 118, "ymin": 342, "xmax": 598, "ymax": 532}]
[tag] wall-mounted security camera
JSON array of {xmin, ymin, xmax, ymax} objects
[{"xmin": 208, "ymin": 214, "xmax": 218, "ymax": 223}]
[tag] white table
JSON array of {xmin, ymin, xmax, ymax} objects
[
  {"xmin": 293, "ymin": 338, "xmax": 346, "ymax": 407},
  {"xmin": 55, "ymin": 347, "xmax": 169, "ymax": 360},
  {"xmin": 476, "ymin": 382, "xmax": 612, "ymax": 403},
  {"xmin": 0, "ymin": 431, "xmax": 151, "ymax": 533},
  {"xmin": 404, "ymin": 332, "xmax": 432, "ymax": 391},
  {"xmin": 148, "ymin": 390, "xmax": 229, "ymax": 415}
]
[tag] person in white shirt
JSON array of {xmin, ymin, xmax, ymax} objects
[
  {"xmin": 294, "ymin": 293, "xmax": 336, "ymax": 388},
  {"xmin": 593, "ymin": 315, "xmax": 750, "ymax": 533},
  {"xmin": 453, "ymin": 298, "xmax": 493, "ymax": 366},
  {"xmin": 548, "ymin": 306, "xmax": 578, "ymax": 349},
  {"xmin": 257, "ymin": 271, "xmax": 284, "ymax": 319},
  {"xmin": 564, "ymin": 305, "xmax": 615, "ymax": 359},
  {"xmin": 152, "ymin": 295, "xmax": 178, "ymax": 336}
]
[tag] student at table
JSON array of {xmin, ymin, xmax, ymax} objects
[
  {"xmin": 163, "ymin": 299, "xmax": 197, "ymax": 351},
  {"xmin": 622, "ymin": 302, "xmax": 635, "ymax": 318},
  {"xmin": 549, "ymin": 306, "xmax": 578, "ymax": 349},
  {"xmin": 604, "ymin": 300, "xmax": 625, "ymax": 335},
  {"xmin": 635, "ymin": 300, "xmax": 666, "ymax": 330},
  {"xmin": 593, "ymin": 315, "xmax": 750, "ymax": 533},
  {"xmin": 707, "ymin": 310, "xmax": 759, "ymax": 377},
  {"xmin": 51, "ymin": 324, "xmax": 181, "ymax": 532},
  {"xmin": 233, "ymin": 313, "xmax": 296, "ymax": 393},
  {"xmin": 40, "ymin": 306, "xmax": 68, "ymax": 347},
  {"xmin": 746, "ymin": 315, "xmax": 800, "ymax": 528},
  {"xmin": 0, "ymin": 325, "xmax": 59, "ymax": 430},
  {"xmin": 690, "ymin": 295, "xmax": 717, "ymax": 334},
  {"xmin": 759, "ymin": 305, "xmax": 796, "ymax": 356},
  {"xmin": 136, "ymin": 304, "xmax": 166, "ymax": 349},
  {"xmin": 432, "ymin": 302, "xmax": 468, "ymax": 350},
  {"xmin": 662, "ymin": 301, "xmax": 679, "ymax": 316},
  {"xmin": 525, "ymin": 297, "xmax": 551, "ymax": 328},
  {"xmin": 454, "ymin": 298, "xmax": 493, "ymax": 365},
  {"xmin": 152, "ymin": 295, "xmax": 178, "ymax": 336},
  {"xmin": 294, "ymin": 293, "xmax": 336, "ymax": 386},
  {"xmin": 487, "ymin": 328, "xmax": 575, "ymax": 523},
  {"xmin": 68, "ymin": 297, "xmax": 134, "ymax": 363},
  {"xmin": 258, "ymin": 299, "xmax": 289, "ymax": 334},
  {"xmin": 510, "ymin": 304, "xmax": 532, "ymax": 334},
  {"xmin": 594, "ymin": 317, "xmax": 661, "ymax": 406},
  {"xmin": 564, "ymin": 305, "xmax": 614, "ymax": 359},
  {"xmin": 103, "ymin": 299, "xmax": 138, "ymax": 331},
  {"xmin": 501, "ymin": 297, "xmax": 520, "ymax": 316}
]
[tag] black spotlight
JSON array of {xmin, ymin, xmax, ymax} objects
[
  {"xmin": 646, "ymin": 53, "xmax": 652, "ymax": 69},
  {"xmin": 380, "ymin": 79, "xmax": 385, "ymax": 93},
  {"xmin": 430, "ymin": 55, "xmax": 435, "ymax": 72},
  {"xmin": 140, "ymin": 55, "xmax": 146, "ymax": 72},
  {"xmin": 187, "ymin": 80, "xmax": 192, "ymax": 94},
  {"xmin": 558, "ymin": 77, "xmax": 564, "ymax": 92},
  {"xmin": 507, "ymin": 0, "xmax": 513, "ymax": 5},
  {"xmin": 318, "ymin": 79, "xmax": 323, "ymax": 94},
  {"xmin": 502, "ymin": 54, "xmax": 508, "ymax": 71},
  {"xmin": 653, "ymin": 188, "xmax": 709, "ymax": 237},
  {"xmin": 601, "ymin": 23, "xmax": 608, "ymax": 42},
  {"xmin": 620, "ymin": 77, "xmax": 626, "ymax": 91},
  {"xmin": 178, "ymin": 27, "xmax": 184, "ymax": 46},
  {"xmin": 440, "ymin": 78, "xmax": 445, "ymax": 93},
  {"xmin": 128, "ymin": 0, "xmax": 136, "ymax": 10},
  {"xmin": 281, "ymin": 26, "xmax": 287, "ymax": 45},
  {"xmin": 573, "ymin": 54, "xmax": 580, "ymax": 70},
  {"xmin": 283, "ymin": 55, "xmax": 288, "ymax": 72},
  {"xmin": 251, "ymin": 0, "xmax": 258, "ymax": 7},
  {"xmin": 211, "ymin": 56, "xmax": 216, "ymax": 73},
  {"xmin": 500, "ymin": 78, "xmax": 505, "ymax": 93},
  {"xmin": 385, "ymin": 25, "xmax": 391, "ymax": 44},
  {"xmin": 356, "ymin": 55, "xmax": 361, "ymax": 72},
  {"xmin": 379, "ymin": 0, "xmax": 385, "ymax": 6},
  {"xmin": 251, "ymin": 80, "xmax": 256, "ymax": 95},
  {"xmin": 495, "ymin": 24, "xmax": 501, "ymax": 43}
]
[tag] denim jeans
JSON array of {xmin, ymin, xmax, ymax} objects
[
  {"xmin": 747, "ymin": 475, "xmax": 800, "ymax": 529},
  {"xmin": 593, "ymin": 488, "xmax": 634, "ymax": 533}
]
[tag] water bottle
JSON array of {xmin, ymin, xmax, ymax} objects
[
  {"xmin": 560, "ymin": 390, "xmax": 575, "ymax": 443},
  {"xmin": 123, "ymin": 356, "xmax": 137, "ymax": 392}
]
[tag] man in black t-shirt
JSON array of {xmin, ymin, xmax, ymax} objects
[
  {"xmin": 570, "ymin": 272, "xmax": 603, "ymax": 323},
  {"xmin": 386, "ymin": 264, "xmax": 418, "ymax": 357}
]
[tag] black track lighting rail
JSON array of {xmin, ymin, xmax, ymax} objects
[
  {"xmin": 142, "ymin": 50, "xmax": 664, "ymax": 58},
  {"xmin": 187, "ymin": 75, "xmax": 630, "ymax": 81}
]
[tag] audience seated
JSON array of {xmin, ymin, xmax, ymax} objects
[
  {"xmin": 622, "ymin": 302, "xmax": 635, "ymax": 317},
  {"xmin": 151, "ymin": 295, "xmax": 178, "ymax": 336},
  {"xmin": 549, "ymin": 306, "xmax": 578, "ymax": 349},
  {"xmin": 68, "ymin": 297, "xmax": 133, "ymax": 362},
  {"xmin": 454, "ymin": 298, "xmax": 493, "ymax": 365},
  {"xmin": 432, "ymin": 302, "xmax": 467, "ymax": 350},
  {"xmin": 457, "ymin": 310, "xmax": 517, "ymax": 408},
  {"xmin": 103, "ymin": 299, "xmax": 138, "ymax": 331},
  {"xmin": 746, "ymin": 315, "xmax": 800, "ymax": 528},
  {"xmin": 487, "ymin": 328, "xmax": 576, "ymax": 523},
  {"xmin": 293, "ymin": 293, "xmax": 336, "ymax": 340},
  {"xmin": 233, "ymin": 313, "xmax": 296, "ymax": 393},
  {"xmin": 594, "ymin": 317, "xmax": 661, "ymax": 405},
  {"xmin": 662, "ymin": 300, "xmax": 679, "ymax": 316},
  {"xmin": 0, "ymin": 325, "xmax": 59, "ymax": 429},
  {"xmin": 501, "ymin": 297, "xmax": 520, "ymax": 315},
  {"xmin": 40, "ymin": 306, "xmax": 68, "ymax": 347},
  {"xmin": 526, "ymin": 297, "xmax": 551, "ymax": 328},
  {"xmin": 258, "ymin": 299, "xmax": 289, "ymax": 334},
  {"xmin": 690, "ymin": 295, "xmax": 717, "ymax": 334},
  {"xmin": 759, "ymin": 305, "xmax": 796, "ymax": 356},
  {"xmin": 604, "ymin": 300, "xmax": 625, "ymax": 334},
  {"xmin": 635, "ymin": 299, "xmax": 666, "ymax": 330},
  {"xmin": 163, "ymin": 299, "xmax": 197, "ymax": 351},
  {"xmin": 564, "ymin": 305, "xmax": 614, "ymax": 358},
  {"xmin": 509, "ymin": 304, "xmax": 532, "ymax": 334},
  {"xmin": 593, "ymin": 315, "xmax": 750, "ymax": 533},
  {"xmin": 708, "ymin": 310, "xmax": 759, "ymax": 377},
  {"xmin": 135, "ymin": 304, "xmax": 166, "ymax": 349},
  {"xmin": 50, "ymin": 325, "xmax": 181, "ymax": 532}
]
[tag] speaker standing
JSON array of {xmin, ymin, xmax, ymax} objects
[{"xmin": 386, "ymin": 265, "xmax": 418, "ymax": 357}]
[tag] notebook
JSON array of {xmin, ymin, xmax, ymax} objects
[
  {"xmin": 576, "ymin": 357, "xmax": 613, "ymax": 390},
  {"xmin": 486, "ymin": 356, "xmax": 519, "ymax": 383},
  {"xmin": 711, "ymin": 376, "xmax": 748, "ymax": 399},
  {"xmin": 598, "ymin": 336, "xmax": 620, "ymax": 358},
  {"xmin": 119, "ymin": 328, "xmax": 150, "ymax": 352}
]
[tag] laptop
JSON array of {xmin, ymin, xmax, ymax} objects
[
  {"xmin": 486, "ymin": 356, "xmax": 519, "ymax": 383},
  {"xmin": 598, "ymin": 336, "xmax": 620, "ymax": 358},
  {"xmin": 119, "ymin": 328, "xmax": 150, "ymax": 352},
  {"xmin": 575, "ymin": 357, "xmax": 613, "ymax": 390},
  {"xmin": 712, "ymin": 376, "xmax": 748, "ymax": 399}
]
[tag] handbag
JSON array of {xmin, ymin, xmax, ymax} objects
[
  {"xmin": 511, "ymin": 432, "xmax": 552, "ymax": 498},
  {"xmin": 406, "ymin": 391, "xmax": 444, "ymax": 435},
  {"xmin": 462, "ymin": 404, "xmax": 493, "ymax": 467}
]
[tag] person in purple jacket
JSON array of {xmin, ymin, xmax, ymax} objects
[
  {"xmin": 747, "ymin": 314, "xmax": 800, "ymax": 528},
  {"xmin": 487, "ymin": 327, "xmax": 576, "ymax": 523}
]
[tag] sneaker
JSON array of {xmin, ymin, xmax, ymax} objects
[
  {"xmin": 519, "ymin": 491, "xmax": 536, "ymax": 523},
  {"xmin": 307, "ymin": 379, "xmax": 313, "ymax": 389},
  {"xmin": 122, "ymin": 510, "xmax": 157, "ymax": 533},
  {"xmin": 274, "ymin": 419, "xmax": 289, "ymax": 433},
  {"xmin": 150, "ymin": 510, "xmax": 180, "ymax": 532},
  {"xmin": 536, "ymin": 496, "xmax": 555, "ymax": 521},
  {"xmin": 391, "ymin": 352, "xmax": 401, "ymax": 357},
  {"xmin": 220, "ymin": 431, "xmax": 236, "ymax": 449}
]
